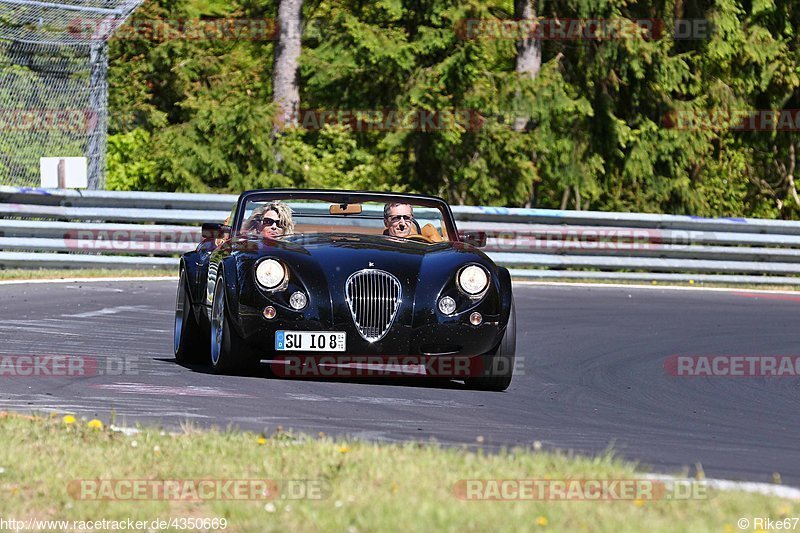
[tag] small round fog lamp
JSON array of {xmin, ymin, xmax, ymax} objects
[
  {"xmin": 438, "ymin": 296, "xmax": 457, "ymax": 315},
  {"xmin": 263, "ymin": 306, "xmax": 277, "ymax": 320},
  {"xmin": 469, "ymin": 312, "xmax": 483, "ymax": 325},
  {"xmin": 289, "ymin": 291, "xmax": 308, "ymax": 310}
]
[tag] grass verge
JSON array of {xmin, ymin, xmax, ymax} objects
[
  {"xmin": 0, "ymin": 269, "xmax": 176, "ymax": 281},
  {"xmin": 0, "ymin": 412, "xmax": 795, "ymax": 532}
]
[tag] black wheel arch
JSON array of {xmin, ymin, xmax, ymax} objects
[
  {"xmin": 219, "ymin": 256, "xmax": 246, "ymax": 339},
  {"xmin": 181, "ymin": 251, "xmax": 211, "ymax": 310},
  {"xmin": 497, "ymin": 266, "xmax": 514, "ymax": 329},
  {"xmin": 179, "ymin": 257, "xmax": 203, "ymax": 325}
]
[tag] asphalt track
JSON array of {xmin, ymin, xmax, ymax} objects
[{"xmin": 1, "ymin": 279, "xmax": 799, "ymax": 485}]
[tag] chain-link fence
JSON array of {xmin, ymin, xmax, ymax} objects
[{"xmin": 0, "ymin": 0, "xmax": 143, "ymax": 189}]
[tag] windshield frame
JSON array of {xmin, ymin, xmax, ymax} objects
[{"xmin": 232, "ymin": 189, "xmax": 459, "ymax": 241}]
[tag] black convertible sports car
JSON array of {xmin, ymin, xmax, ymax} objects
[{"xmin": 174, "ymin": 189, "xmax": 516, "ymax": 391}]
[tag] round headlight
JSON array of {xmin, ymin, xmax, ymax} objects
[
  {"xmin": 256, "ymin": 259, "xmax": 286, "ymax": 289},
  {"xmin": 459, "ymin": 265, "xmax": 489, "ymax": 295}
]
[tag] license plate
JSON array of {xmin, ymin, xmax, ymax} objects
[{"xmin": 275, "ymin": 331, "xmax": 346, "ymax": 352}]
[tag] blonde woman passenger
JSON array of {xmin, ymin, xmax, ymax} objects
[{"xmin": 243, "ymin": 201, "xmax": 295, "ymax": 238}]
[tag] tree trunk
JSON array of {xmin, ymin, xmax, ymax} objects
[
  {"xmin": 513, "ymin": 0, "xmax": 541, "ymax": 133},
  {"xmin": 525, "ymin": 179, "xmax": 539, "ymax": 208},
  {"xmin": 273, "ymin": 0, "xmax": 303, "ymax": 131},
  {"xmin": 514, "ymin": 1, "xmax": 542, "ymax": 207},
  {"xmin": 560, "ymin": 187, "xmax": 570, "ymax": 210},
  {"xmin": 785, "ymin": 143, "xmax": 799, "ymax": 207}
]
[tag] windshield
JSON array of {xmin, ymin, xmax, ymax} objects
[{"xmin": 237, "ymin": 198, "xmax": 451, "ymax": 242}]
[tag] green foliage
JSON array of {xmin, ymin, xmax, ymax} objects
[
  {"xmin": 106, "ymin": 129, "xmax": 160, "ymax": 190},
  {"xmin": 105, "ymin": 0, "xmax": 800, "ymax": 218},
  {"xmin": 275, "ymin": 126, "xmax": 396, "ymax": 190}
]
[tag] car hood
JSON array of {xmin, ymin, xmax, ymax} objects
[{"xmin": 231, "ymin": 233, "xmax": 493, "ymax": 285}]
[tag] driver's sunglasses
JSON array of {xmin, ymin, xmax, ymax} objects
[
  {"xmin": 388, "ymin": 214, "xmax": 414, "ymax": 224},
  {"xmin": 253, "ymin": 216, "xmax": 283, "ymax": 229}
]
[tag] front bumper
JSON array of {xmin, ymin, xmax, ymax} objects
[{"xmin": 235, "ymin": 304, "xmax": 504, "ymax": 357}]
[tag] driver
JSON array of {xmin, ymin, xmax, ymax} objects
[
  {"xmin": 243, "ymin": 201, "xmax": 295, "ymax": 238},
  {"xmin": 384, "ymin": 202, "xmax": 415, "ymax": 237}
]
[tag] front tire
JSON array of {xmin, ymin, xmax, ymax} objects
[
  {"xmin": 210, "ymin": 273, "xmax": 257, "ymax": 375},
  {"xmin": 174, "ymin": 268, "xmax": 207, "ymax": 364},
  {"xmin": 465, "ymin": 300, "xmax": 516, "ymax": 391}
]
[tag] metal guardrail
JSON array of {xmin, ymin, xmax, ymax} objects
[{"xmin": 2, "ymin": 186, "xmax": 800, "ymax": 285}]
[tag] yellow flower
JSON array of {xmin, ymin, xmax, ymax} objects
[
  {"xmin": 689, "ymin": 280, "xmax": 695, "ymax": 285},
  {"xmin": 87, "ymin": 419, "xmax": 103, "ymax": 430},
  {"xmin": 62, "ymin": 415, "xmax": 76, "ymax": 425},
  {"xmin": 257, "ymin": 436, "xmax": 267, "ymax": 445},
  {"xmin": 536, "ymin": 516, "xmax": 549, "ymax": 527},
  {"xmin": 723, "ymin": 525, "xmax": 734, "ymax": 533},
  {"xmin": 633, "ymin": 499, "xmax": 646, "ymax": 507},
  {"xmin": 339, "ymin": 445, "xmax": 350, "ymax": 454}
]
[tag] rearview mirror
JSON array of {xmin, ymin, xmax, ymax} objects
[
  {"xmin": 201, "ymin": 223, "xmax": 231, "ymax": 241},
  {"xmin": 330, "ymin": 203, "xmax": 363, "ymax": 215},
  {"xmin": 459, "ymin": 231, "xmax": 487, "ymax": 248}
]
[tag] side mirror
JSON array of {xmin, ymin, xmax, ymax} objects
[
  {"xmin": 459, "ymin": 231, "xmax": 487, "ymax": 248},
  {"xmin": 201, "ymin": 223, "xmax": 231, "ymax": 241}
]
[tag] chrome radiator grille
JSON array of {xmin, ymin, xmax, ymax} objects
[{"xmin": 345, "ymin": 269, "xmax": 402, "ymax": 342}]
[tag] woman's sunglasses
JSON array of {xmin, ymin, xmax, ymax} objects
[{"xmin": 252, "ymin": 216, "xmax": 283, "ymax": 229}]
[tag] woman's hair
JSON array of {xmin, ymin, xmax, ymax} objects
[{"xmin": 243, "ymin": 201, "xmax": 295, "ymax": 235}]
